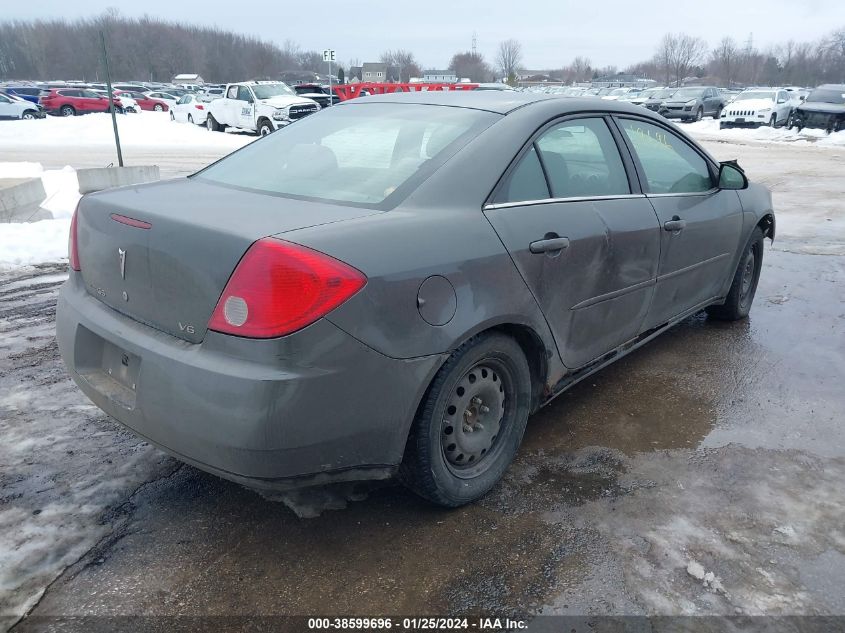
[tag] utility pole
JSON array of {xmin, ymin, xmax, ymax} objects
[
  {"xmin": 99, "ymin": 30, "xmax": 123, "ymax": 167},
  {"xmin": 472, "ymin": 31, "xmax": 477, "ymax": 57}
]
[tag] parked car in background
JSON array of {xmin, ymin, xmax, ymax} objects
[
  {"xmin": 472, "ymin": 83, "xmax": 516, "ymax": 91},
  {"xmin": 789, "ymin": 84, "xmax": 845, "ymax": 133},
  {"xmin": 171, "ymin": 93, "xmax": 210, "ymax": 125},
  {"xmin": 2, "ymin": 86, "xmax": 48, "ymax": 104},
  {"xmin": 602, "ymin": 87, "xmax": 639, "ymax": 101},
  {"xmin": 115, "ymin": 90, "xmax": 170, "ymax": 112},
  {"xmin": 91, "ymin": 90, "xmax": 138, "ymax": 113},
  {"xmin": 206, "ymin": 81, "xmax": 319, "ymax": 136},
  {"xmin": 58, "ymin": 92, "xmax": 773, "ymax": 507},
  {"xmin": 720, "ymin": 88, "xmax": 792, "ymax": 128},
  {"xmin": 292, "ymin": 84, "xmax": 338, "ymax": 108},
  {"xmin": 40, "ymin": 88, "xmax": 122, "ymax": 116},
  {"xmin": 0, "ymin": 92, "xmax": 46, "ymax": 119},
  {"xmin": 623, "ymin": 87, "xmax": 674, "ymax": 110},
  {"xmin": 145, "ymin": 91, "xmax": 179, "ymax": 111},
  {"xmin": 660, "ymin": 86, "xmax": 724, "ymax": 121}
]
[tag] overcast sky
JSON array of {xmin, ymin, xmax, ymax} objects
[{"xmin": 4, "ymin": 0, "xmax": 842, "ymax": 70}]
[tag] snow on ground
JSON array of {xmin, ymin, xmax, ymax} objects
[
  {"xmin": 684, "ymin": 118, "xmax": 845, "ymax": 147},
  {"xmin": 0, "ymin": 111, "xmax": 253, "ymax": 150},
  {"xmin": 0, "ymin": 162, "xmax": 81, "ymax": 270}
]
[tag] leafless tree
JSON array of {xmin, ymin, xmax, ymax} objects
[
  {"xmin": 710, "ymin": 37, "xmax": 739, "ymax": 86},
  {"xmin": 496, "ymin": 39, "xmax": 522, "ymax": 83},
  {"xmin": 448, "ymin": 51, "xmax": 493, "ymax": 82},
  {"xmin": 379, "ymin": 49, "xmax": 421, "ymax": 82},
  {"xmin": 655, "ymin": 33, "xmax": 708, "ymax": 87}
]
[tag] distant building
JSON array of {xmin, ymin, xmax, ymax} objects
[
  {"xmin": 348, "ymin": 66, "xmax": 363, "ymax": 81},
  {"xmin": 172, "ymin": 73, "xmax": 204, "ymax": 85},
  {"xmin": 362, "ymin": 63, "xmax": 399, "ymax": 82},
  {"xmin": 423, "ymin": 69, "xmax": 457, "ymax": 83}
]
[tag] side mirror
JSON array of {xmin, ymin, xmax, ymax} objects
[{"xmin": 719, "ymin": 161, "xmax": 748, "ymax": 190}]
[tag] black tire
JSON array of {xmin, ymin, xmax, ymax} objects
[
  {"xmin": 706, "ymin": 227, "xmax": 764, "ymax": 321},
  {"xmin": 21, "ymin": 110, "xmax": 37, "ymax": 120},
  {"xmin": 400, "ymin": 333, "xmax": 532, "ymax": 507},
  {"xmin": 786, "ymin": 112, "xmax": 794, "ymax": 128},
  {"xmin": 257, "ymin": 119, "xmax": 274, "ymax": 136},
  {"xmin": 187, "ymin": 114, "xmax": 194, "ymax": 124},
  {"xmin": 719, "ymin": 122, "xmax": 726, "ymax": 130},
  {"xmin": 60, "ymin": 105, "xmax": 75, "ymax": 117},
  {"xmin": 206, "ymin": 114, "xmax": 219, "ymax": 131},
  {"xmin": 770, "ymin": 114, "xmax": 777, "ymax": 128},
  {"xmin": 695, "ymin": 106, "xmax": 704, "ymax": 122},
  {"xmin": 712, "ymin": 105, "xmax": 722, "ymax": 120},
  {"xmin": 154, "ymin": 103, "xmax": 164, "ymax": 112},
  {"xmin": 170, "ymin": 111, "xmax": 175, "ymax": 121}
]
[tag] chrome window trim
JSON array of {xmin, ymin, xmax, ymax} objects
[
  {"xmin": 484, "ymin": 193, "xmax": 647, "ymax": 211},
  {"xmin": 646, "ymin": 188, "xmax": 719, "ymax": 199}
]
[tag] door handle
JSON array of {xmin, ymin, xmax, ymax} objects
[
  {"xmin": 529, "ymin": 236, "xmax": 570, "ymax": 254},
  {"xmin": 663, "ymin": 216, "xmax": 686, "ymax": 232}
]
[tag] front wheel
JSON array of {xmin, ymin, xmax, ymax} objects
[
  {"xmin": 154, "ymin": 104, "xmax": 164, "ymax": 112},
  {"xmin": 400, "ymin": 333, "xmax": 532, "ymax": 507},
  {"xmin": 695, "ymin": 107, "xmax": 704, "ymax": 121},
  {"xmin": 258, "ymin": 119, "xmax": 274, "ymax": 136},
  {"xmin": 60, "ymin": 105, "xmax": 75, "ymax": 117},
  {"xmin": 170, "ymin": 111, "xmax": 175, "ymax": 121},
  {"xmin": 770, "ymin": 114, "xmax": 777, "ymax": 127},
  {"xmin": 22, "ymin": 111, "xmax": 36, "ymax": 120},
  {"xmin": 706, "ymin": 227, "xmax": 764, "ymax": 321},
  {"xmin": 712, "ymin": 105, "xmax": 722, "ymax": 120}
]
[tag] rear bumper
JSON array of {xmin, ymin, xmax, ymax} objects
[{"xmin": 56, "ymin": 274, "xmax": 444, "ymax": 489}]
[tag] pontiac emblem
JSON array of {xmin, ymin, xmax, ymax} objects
[{"xmin": 118, "ymin": 248, "xmax": 126, "ymax": 279}]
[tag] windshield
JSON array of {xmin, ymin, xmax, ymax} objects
[
  {"xmin": 252, "ymin": 83, "xmax": 295, "ymax": 99},
  {"xmin": 736, "ymin": 91, "xmax": 775, "ymax": 101},
  {"xmin": 671, "ymin": 88, "xmax": 704, "ymax": 99},
  {"xmin": 195, "ymin": 103, "xmax": 497, "ymax": 207},
  {"xmin": 807, "ymin": 89, "xmax": 845, "ymax": 104},
  {"xmin": 609, "ymin": 88, "xmax": 628, "ymax": 96}
]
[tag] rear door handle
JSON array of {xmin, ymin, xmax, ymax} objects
[
  {"xmin": 663, "ymin": 216, "xmax": 686, "ymax": 232},
  {"xmin": 529, "ymin": 236, "xmax": 570, "ymax": 254}
]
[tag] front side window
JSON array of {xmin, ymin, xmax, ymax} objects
[
  {"xmin": 196, "ymin": 103, "xmax": 497, "ymax": 207},
  {"xmin": 227, "ymin": 86, "xmax": 238, "ymax": 99},
  {"xmin": 619, "ymin": 119, "xmax": 713, "ymax": 194},
  {"xmin": 535, "ymin": 118, "xmax": 630, "ymax": 198}
]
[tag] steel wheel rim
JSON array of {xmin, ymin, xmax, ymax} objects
[
  {"xmin": 441, "ymin": 359, "xmax": 512, "ymax": 478},
  {"xmin": 740, "ymin": 248, "xmax": 756, "ymax": 303}
]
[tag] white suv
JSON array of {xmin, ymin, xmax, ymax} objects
[
  {"xmin": 720, "ymin": 88, "xmax": 792, "ymax": 128},
  {"xmin": 0, "ymin": 92, "xmax": 45, "ymax": 120}
]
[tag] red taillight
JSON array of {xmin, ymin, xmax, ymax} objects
[
  {"xmin": 195, "ymin": 104, "xmax": 204, "ymax": 110},
  {"xmin": 208, "ymin": 238, "xmax": 366, "ymax": 338},
  {"xmin": 69, "ymin": 206, "xmax": 81, "ymax": 271}
]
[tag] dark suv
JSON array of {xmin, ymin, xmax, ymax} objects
[{"xmin": 660, "ymin": 86, "xmax": 724, "ymax": 122}]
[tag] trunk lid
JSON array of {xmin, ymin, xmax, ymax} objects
[{"xmin": 77, "ymin": 178, "xmax": 379, "ymax": 343}]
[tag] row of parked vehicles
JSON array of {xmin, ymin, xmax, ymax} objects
[{"xmin": 530, "ymin": 83, "xmax": 845, "ymax": 133}]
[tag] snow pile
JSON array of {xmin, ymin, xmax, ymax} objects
[
  {"xmin": 685, "ymin": 119, "xmax": 845, "ymax": 147},
  {"xmin": 0, "ymin": 111, "xmax": 254, "ymax": 150},
  {"xmin": 0, "ymin": 219, "xmax": 71, "ymax": 268},
  {"xmin": 0, "ymin": 162, "xmax": 80, "ymax": 269}
]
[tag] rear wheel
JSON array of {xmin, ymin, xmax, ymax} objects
[
  {"xmin": 60, "ymin": 105, "xmax": 75, "ymax": 117},
  {"xmin": 170, "ymin": 111, "xmax": 175, "ymax": 121},
  {"xmin": 188, "ymin": 114, "xmax": 194, "ymax": 124},
  {"xmin": 712, "ymin": 105, "xmax": 722, "ymax": 120},
  {"xmin": 706, "ymin": 227, "xmax": 764, "ymax": 321},
  {"xmin": 400, "ymin": 333, "xmax": 532, "ymax": 507},
  {"xmin": 206, "ymin": 114, "xmax": 219, "ymax": 131},
  {"xmin": 154, "ymin": 104, "xmax": 164, "ymax": 112}
]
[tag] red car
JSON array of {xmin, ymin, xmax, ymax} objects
[
  {"xmin": 115, "ymin": 90, "xmax": 170, "ymax": 112},
  {"xmin": 40, "ymin": 88, "xmax": 122, "ymax": 117}
]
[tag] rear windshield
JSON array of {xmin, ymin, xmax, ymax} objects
[
  {"xmin": 195, "ymin": 103, "xmax": 497, "ymax": 208},
  {"xmin": 807, "ymin": 89, "xmax": 845, "ymax": 104}
]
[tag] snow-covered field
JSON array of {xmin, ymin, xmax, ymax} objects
[
  {"xmin": 683, "ymin": 118, "xmax": 845, "ymax": 147},
  {"xmin": 0, "ymin": 111, "xmax": 253, "ymax": 150}
]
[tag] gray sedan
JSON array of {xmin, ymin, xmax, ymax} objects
[{"xmin": 57, "ymin": 93, "xmax": 774, "ymax": 507}]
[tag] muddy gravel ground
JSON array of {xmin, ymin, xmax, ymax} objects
[{"xmin": 1, "ymin": 136, "xmax": 844, "ymax": 631}]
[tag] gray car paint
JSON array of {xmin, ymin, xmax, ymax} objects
[{"xmin": 57, "ymin": 91, "xmax": 774, "ymax": 488}]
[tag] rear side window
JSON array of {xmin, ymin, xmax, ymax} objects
[
  {"xmin": 196, "ymin": 103, "xmax": 497, "ymax": 208},
  {"xmin": 618, "ymin": 119, "xmax": 713, "ymax": 194},
  {"xmin": 494, "ymin": 146, "xmax": 549, "ymax": 203},
  {"xmin": 535, "ymin": 118, "xmax": 630, "ymax": 198}
]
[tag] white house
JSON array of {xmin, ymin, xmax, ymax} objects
[{"xmin": 172, "ymin": 73, "xmax": 204, "ymax": 85}]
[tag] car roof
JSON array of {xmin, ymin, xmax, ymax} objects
[
  {"xmin": 339, "ymin": 91, "xmax": 662, "ymax": 117},
  {"xmin": 816, "ymin": 84, "xmax": 845, "ymax": 90}
]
